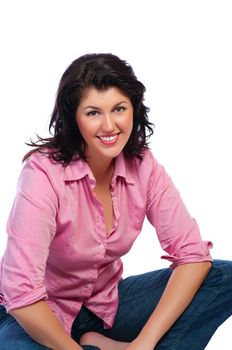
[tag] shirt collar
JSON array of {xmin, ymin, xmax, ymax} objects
[
  {"xmin": 63, "ymin": 158, "xmax": 94, "ymax": 182},
  {"xmin": 63, "ymin": 153, "xmax": 135, "ymax": 185},
  {"xmin": 113, "ymin": 152, "xmax": 135, "ymax": 185}
]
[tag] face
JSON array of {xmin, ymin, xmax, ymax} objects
[{"xmin": 75, "ymin": 86, "xmax": 133, "ymax": 165}]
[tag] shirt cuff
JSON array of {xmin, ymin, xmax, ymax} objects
[
  {"xmin": 2, "ymin": 286, "xmax": 48, "ymax": 312},
  {"xmin": 161, "ymin": 240, "xmax": 213, "ymax": 269}
]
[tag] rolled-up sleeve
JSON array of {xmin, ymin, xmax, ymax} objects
[
  {"xmin": 1, "ymin": 157, "xmax": 58, "ymax": 311},
  {"xmin": 146, "ymin": 154, "xmax": 213, "ymax": 269}
]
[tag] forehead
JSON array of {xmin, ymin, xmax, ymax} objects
[{"xmin": 79, "ymin": 86, "xmax": 131, "ymax": 106}]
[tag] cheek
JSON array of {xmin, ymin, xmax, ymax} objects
[
  {"xmin": 125, "ymin": 114, "xmax": 133, "ymax": 133},
  {"xmin": 76, "ymin": 118, "xmax": 97, "ymax": 139}
]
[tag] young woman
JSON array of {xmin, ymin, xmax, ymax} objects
[{"xmin": 0, "ymin": 53, "xmax": 231, "ymax": 350}]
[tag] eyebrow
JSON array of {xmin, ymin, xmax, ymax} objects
[{"xmin": 83, "ymin": 101, "xmax": 129, "ymax": 110}]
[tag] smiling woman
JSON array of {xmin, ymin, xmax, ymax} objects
[
  {"xmin": 75, "ymin": 87, "xmax": 133, "ymax": 171},
  {"xmin": 22, "ymin": 53, "xmax": 153, "ymax": 165},
  {"xmin": 0, "ymin": 53, "xmax": 232, "ymax": 350}
]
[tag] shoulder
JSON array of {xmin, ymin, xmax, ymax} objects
[
  {"xmin": 19, "ymin": 151, "xmax": 66, "ymax": 195},
  {"xmin": 22, "ymin": 151, "xmax": 87, "ymax": 192},
  {"xmin": 121, "ymin": 148, "xmax": 160, "ymax": 186},
  {"xmin": 26, "ymin": 151, "xmax": 64, "ymax": 177},
  {"xmin": 129, "ymin": 148, "xmax": 159, "ymax": 174},
  {"xmin": 126, "ymin": 149, "xmax": 171, "ymax": 191}
]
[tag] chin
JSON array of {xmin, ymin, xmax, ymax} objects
[{"xmin": 99, "ymin": 147, "xmax": 124, "ymax": 161}]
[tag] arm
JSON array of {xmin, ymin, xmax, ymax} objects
[
  {"xmin": 127, "ymin": 261, "xmax": 211, "ymax": 349},
  {"xmin": 132, "ymin": 152, "xmax": 213, "ymax": 349},
  {"xmin": 10, "ymin": 300, "xmax": 82, "ymax": 350},
  {"xmin": 2, "ymin": 158, "xmax": 80, "ymax": 349}
]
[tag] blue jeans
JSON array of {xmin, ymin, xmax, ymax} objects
[{"xmin": 0, "ymin": 260, "xmax": 232, "ymax": 349}]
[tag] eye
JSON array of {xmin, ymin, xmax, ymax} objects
[
  {"xmin": 86, "ymin": 110, "xmax": 99, "ymax": 117},
  {"xmin": 114, "ymin": 106, "xmax": 126, "ymax": 113}
]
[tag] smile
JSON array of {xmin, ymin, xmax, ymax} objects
[{"xmin": 97, "ymin": 133, "xmax": 120, "ymax": 145}]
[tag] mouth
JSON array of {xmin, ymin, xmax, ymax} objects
[{"xmin": 97, "ymin": 133, "xmax": 120, "ymax": 145}]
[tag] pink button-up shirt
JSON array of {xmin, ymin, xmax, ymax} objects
[{"xmin": 0, "ymin": 149, "xmax": 212, "ymax": 334}]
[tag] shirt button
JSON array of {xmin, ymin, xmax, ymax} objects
[
  {"xmin": 99, "ymin": 243, "xmax": 104, "ymax": 248},
  {"xmin": 87, "ymin": 283, "xmax": 93, "ymax": 289}
]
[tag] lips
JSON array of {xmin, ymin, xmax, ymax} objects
[{"xmin": 97, "ymin": 133, "xmax": 120, "ymax": 145}]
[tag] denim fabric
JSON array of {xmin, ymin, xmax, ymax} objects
[
  {"xmin": 72, "ymin": 259, "xmax": 232, "ymax": 349},
  {"xmin": 0, "ymin": 307, "xmax": 97, "ymax": 350},
  {"xmin": 0, "ymin": 306, "xmax": 50, "ymax": 350},
  {"xmin": 0, "ymin": 260, "xmax": 232, "ymax": 350}
]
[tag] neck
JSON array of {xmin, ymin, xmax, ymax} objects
[{"xmin": 87, "ymin": 157, "xmax": 115, "ymax": 184}]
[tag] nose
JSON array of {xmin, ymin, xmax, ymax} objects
[{"xmin": 102, "ymin": 113, "xmax": 115, "ymax": 132}]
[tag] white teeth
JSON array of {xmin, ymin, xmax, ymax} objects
[{"xmin": 99, "ymin": 135, "xmax": 117, "ymax": 141}]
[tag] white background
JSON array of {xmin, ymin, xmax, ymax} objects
[{"xmin": 0, "ymin": 1, "xmax": 231, "ymax": 348}]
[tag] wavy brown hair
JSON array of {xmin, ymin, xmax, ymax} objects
[{"xmin": 24, "ymin": 53, "xmax": 154, "ymax": 165}]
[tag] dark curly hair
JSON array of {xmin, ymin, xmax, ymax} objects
[{"xmin": 24, "ymin": 53, "xmax": 154, "ymax": 164}]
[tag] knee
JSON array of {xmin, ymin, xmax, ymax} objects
[
  {"xmin": 80, "ymin": 331, "xmax": 97, "ymax": 345},
  {"xmin": 213, "ymin": 259, "xmax": 232, "ymax": 275},
  {"xmin": 80, "ymin": 332, "xmax": 102, "ymax": 350},
  {"xmin": 209, "ymin": 259, "xmax": 232, "ymax": 285}
]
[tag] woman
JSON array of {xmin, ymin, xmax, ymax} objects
[{"xmin": 0, "ymin": 53, "xmax": 231, "ymax": 350}]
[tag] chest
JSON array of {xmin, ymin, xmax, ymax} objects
[
  {"xmin": 60, "ymin": 177, "xmax": 146, "ymax": 240},
  {"xmin": 50, "ymin": 179, "xmax": 147, "ymax": 269},
  {"xmin": 93, "ymin": 186, "xmax": 114, "ymax": 236}
]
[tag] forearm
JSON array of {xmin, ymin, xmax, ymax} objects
[
  {"xmin": 136, "ymin": 261, "xmax": 212, "ymax": 348},
  {"xmin": 10, "ymin": 300, "xmax": 81, "ymax": 350}
]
